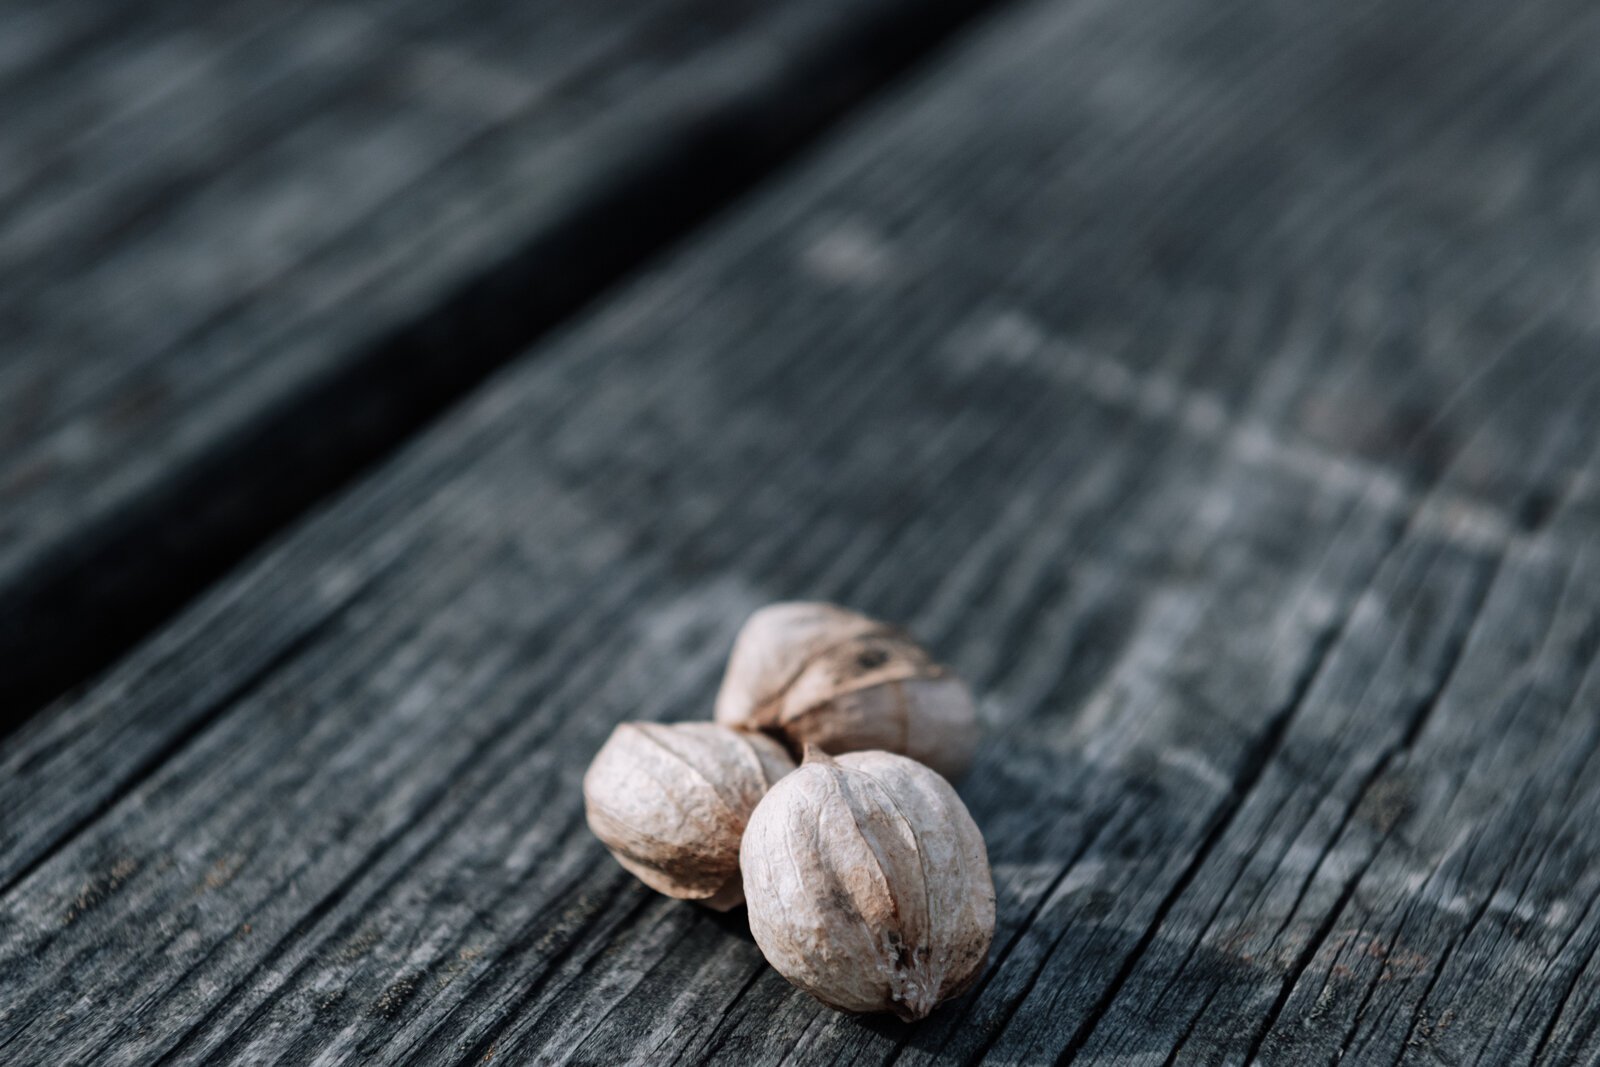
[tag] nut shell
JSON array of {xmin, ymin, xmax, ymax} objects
[
  {"xmin": 715, "ymin": 602, "xmax": 978, "ymax": 779},
  {"xmin": 740, "ymin": 748, "xmax": 995, "ymax": 1020},
  {"xmin": 584, "ymin": 722, "xmax": 793, "ymax": 910}
]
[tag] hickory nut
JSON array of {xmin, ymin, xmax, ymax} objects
[
  {"xmin": 714, "ymin": 602, "xmax": 978, "ymax": 780},
  {"xmin": 741, "ymin": 747, "xmax": 996, "ymax": 1020},
  {"xmin": 584, "ymin": 722, "xmax": 794, "ymax": 910}
]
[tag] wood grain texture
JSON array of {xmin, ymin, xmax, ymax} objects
[
  {"xmin": 0, "ymin": 0, "xmax": 999, "ymax": 717},
  {"xmin": 4, "ymin": 0, "xmax": 1600, "ymax": 1062}
]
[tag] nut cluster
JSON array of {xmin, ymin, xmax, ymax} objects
[{"xmin": 583, "ymin": 602, "xmax": 994, "ymax": 1021}]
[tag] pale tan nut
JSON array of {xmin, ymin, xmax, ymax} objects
[
  {"xmin": 583, "ymin": 722, "xmax": 794, "ymax": 910},
  {"xmin": 741, "ymin": 747, "xmax": 995, "ymax": 1021},
  {"xmin": 714, "ymin": 602, "xmax": 978, "ymax": 780}
]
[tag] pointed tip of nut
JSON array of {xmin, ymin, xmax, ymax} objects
[{"xmin": 801, "ymin": 744, "xmax": 838, "ymax": 767}]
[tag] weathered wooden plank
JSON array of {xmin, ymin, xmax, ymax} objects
[
  {"xmin": 1259, "ymin": 526, "xmax": 1600, "ymax": 1065},
  {"xmin": 4, "ymin": 0, "xmax": 1600, "ymax": 1062},
  {"xmin": 0, "ymin": 0, "xmax": 1000, "ymax": 718},
  {"xmin": 1008, "ymin": 476, "xmax": 1598, "ymax": 1063}
]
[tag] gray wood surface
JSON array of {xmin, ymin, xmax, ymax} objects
[
  {"xmin": 0, "ymin": 0, "xmax": 994, "ymax": 717},
  {"xmin": 4, "ymin": 0, "xmax": 1600, "ymax": 1062}
]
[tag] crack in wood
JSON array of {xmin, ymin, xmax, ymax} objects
[{"xmin": 1051, "ymin": 604, "xmax": 1357, "ymax": 1064}]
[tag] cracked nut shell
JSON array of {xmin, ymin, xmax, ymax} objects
[{"xmin": 714, "ymin": 602, "xmax": 978, "ymax": 780}]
